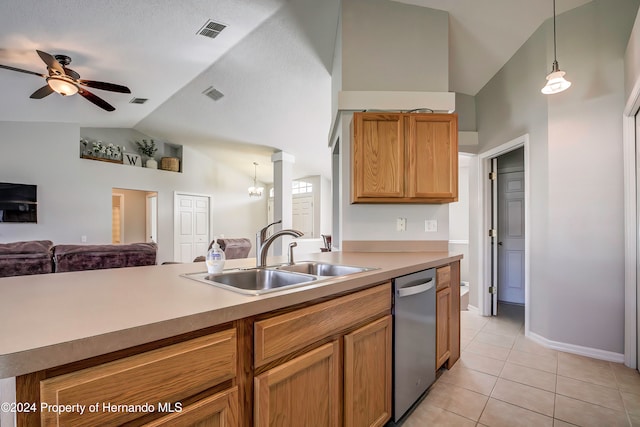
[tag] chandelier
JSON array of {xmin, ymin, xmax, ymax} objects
[{"xmin": 248, "ymin": 162, "xmax": 264, "ymax": 198}]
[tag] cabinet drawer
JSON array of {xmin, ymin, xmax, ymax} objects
[
  {"xmin": 437, "ymin": 265, "xmax": 451, "ymax": 291},
  {"xmin": 255, "ymin": 283, "xmax": 391, "ymax": 367},
  {"xmin": 142, "ymin": 387, "xmax": 238, "ymax": 427},
  {"xmin": 40, "ymin": 329, "xmax": 237, "ymax": 427}
]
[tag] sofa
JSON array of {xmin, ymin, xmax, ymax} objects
[
  {"xmin": 0, "ymin": 240, "xmax": 54, "ymax": 277},
  {"xmin": 192, "ymin": 237, "xmax": 252, "ymax": 262},
  {"xmin": 0, "ymin": 241, "xmax": 157, "ymax": 278}
]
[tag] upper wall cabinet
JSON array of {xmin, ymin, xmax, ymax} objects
[{"xmin": 351, "ymin": 112, "xmax": 458, "ymax": 204}]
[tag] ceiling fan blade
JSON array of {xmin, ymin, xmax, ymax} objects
[
  {"xmin": 78, "ymin": 88, "xmax": 115, "ymax": 112},
  {"xmin": 30, "ymin": 85, "xmax": 54, "ymax": 99},
  {"xmin": 36, "ymin": 50, "xmax": 64, "ymax": 75},
  {"xmin": 78, "ymin": 79, "xmax": 131, "ymax": 94},
  {"xmin": 0, "ymin": 64, "xmax": 46, "ymax": 77}
]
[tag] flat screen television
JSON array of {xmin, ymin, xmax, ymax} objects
[{"xmin": 0, "ymin": 183, "xmax": 37, "ymax": 223}]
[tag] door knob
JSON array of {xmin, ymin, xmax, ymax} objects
[{"xmin": 498, "ymin": 242, "xmax": 503, "ymax": 246}]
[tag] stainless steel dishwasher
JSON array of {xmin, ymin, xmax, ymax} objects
[{"xmin": 392, "ymin": 268, "xmax": 436, "ymax": 423}]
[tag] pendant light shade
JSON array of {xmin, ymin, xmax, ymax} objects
[{"xmin": 541, "ymin": 0, "xmax": 571, "ymax": 95}]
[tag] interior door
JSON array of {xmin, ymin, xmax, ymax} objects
[
  {"xmin": 174, "ymin": 194, "xmax": 210, "ymax": 262},
  {"xmin": 145, "ymin": 193, "xmax": 158, "ymax": 243},
  {"xmin": 497, "ymin": 171, "xmax": 525, "ymax": 304},
  {"xmin": 292, "ymin": 195, "xmax": 313, "ymax": 237},
  {"xmin": 490, "ymin": 158, "xmax": 498, "ymax": 315}
]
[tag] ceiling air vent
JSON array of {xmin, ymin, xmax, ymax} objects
[
  {"xmin": 129, "ymin": 97, "xmax": 148, "ymax": 104},
  {"xmin": 197, "ymin": 20, "xmax": 227, "ymax": 39},
  {"xmin": 203, "ymin": 87, "xmax": 224, "ymax": 101}
]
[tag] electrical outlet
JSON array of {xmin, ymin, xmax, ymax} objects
[
  {"xmin": 424, "ymin": 220, "xmax": 437, "ymax": 232},
  {"xmin": 81, "ymin": 235, "xmax": 87, "ymax": 243},
  {"xmin": 396, "ymin": 217, "xmax": 406, "ymax": 232}
]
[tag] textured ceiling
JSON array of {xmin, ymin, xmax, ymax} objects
[{"xmin": 0, "ymin": 0, "xmax": 592, "ymax": 182}]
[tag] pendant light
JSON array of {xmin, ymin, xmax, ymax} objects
[
  {"xmin": 248, "ymin": 162, "xmax": 264, "ymax": 198},
  {"xmin": 541, "ymin": 0, "xmax": 572, "ymax": 95}
]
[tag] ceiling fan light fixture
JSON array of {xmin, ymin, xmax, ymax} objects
[
  {"xmin": 46, "ymin": 75, "xmax": 78, "ymax": 96},
  {"xmin": 542, "ymin": 0, "xmax": 572, "ymax": 95}
]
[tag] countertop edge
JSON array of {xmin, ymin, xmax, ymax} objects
[{"xmin": 0, "ymin": 252, "xmax": 462, "ymax": 378}]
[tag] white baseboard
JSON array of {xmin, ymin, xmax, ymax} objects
[
  {"xmin": 466, "ymin": 305, "xmax": 481, "ymax": 314},
  {"xmin": 527, "ymin": 331, "xmax": 624, "ymax": 363}
]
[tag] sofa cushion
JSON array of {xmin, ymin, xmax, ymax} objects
[
  {"xmin": 53, "ymin": 242, "xmax": 157, "ymax": 273},
  {"xmin": 0, "ymin": 240, "xmax": 54, "ymax": 277},
  {"xmin": 214, "ymin": 238, "xmax": 251, "ymax": 260}
]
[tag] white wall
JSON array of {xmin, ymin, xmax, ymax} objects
[
  {"xmin": 476, "ymin": 0, "xmax": 639, "ymax": 354},
  {"xmin": 0, "ymin": 121, "xmax": 267, "ymax": 263},
  {"xmin": 338, "ymin": 112, "xmax": 450, "ymax": 244},
  {"xmin": 341, "ymin": 0, "xmax": 449, "ymax": 92},
  {"xmin": 449, "ymin": 156, "xmax": 470, "ymax": 283}
]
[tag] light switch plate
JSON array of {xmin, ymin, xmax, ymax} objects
[
  {"xmin": 425, "ymin": 220, "xmax": 437, "ymax": 232},
  {"xmin": 397, "ymin": 217, "xmax": 406, "ymax": 232}
]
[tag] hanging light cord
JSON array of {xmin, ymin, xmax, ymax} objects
[{"xmin": 552, "ymin": 0, "xmax": 558, "ymax": 71}]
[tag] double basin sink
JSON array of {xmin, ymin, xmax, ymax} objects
[{"xmin": 182, "ymin": 261, "xmax": 376, "ymax": 295}]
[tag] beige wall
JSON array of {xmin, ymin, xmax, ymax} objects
[{"xmin": 475, "ymin": 0, "xmax": 639, "ymax": 354}]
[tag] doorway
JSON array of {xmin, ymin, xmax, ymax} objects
[
  {"xmin": 496, "ymin": 148, "xmax": 525, "ymax": 307},
  {"xmin": 477, "ymin": 135, "xmax": 530, "ymax": 332},
  {"xmin": 112, "ymin": 188, "xmax": 158, "ymax": 245}
]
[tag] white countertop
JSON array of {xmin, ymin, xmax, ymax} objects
[{"xmin": 0, "ymin": 251, "xmax": 462, "ymax": 378}]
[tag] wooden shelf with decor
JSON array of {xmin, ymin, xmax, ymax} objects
[
  {"xmin": 78, "ymin": 138, "xmax": 183, "ymax": 173},
  {"xmin": 80, "ymin": 154, "xmax": 123, "ymax": 164}
]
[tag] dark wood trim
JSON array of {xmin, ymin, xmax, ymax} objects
[
  {"xmin": 236, "ymin": 318, "xmax": 254, "ymax": 427},
  {"xmin": 15, "ymin": 371, "xmax": 44, "ymax": 427}
]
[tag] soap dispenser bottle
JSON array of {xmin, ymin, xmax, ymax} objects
[{"xmin": 206, "ymin": 237, "xmax": 226, "ymax": 274}]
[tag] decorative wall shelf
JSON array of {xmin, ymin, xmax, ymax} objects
[{"xmin": 80, "ymin": 154, "xmax": 123, "ymax": 165}]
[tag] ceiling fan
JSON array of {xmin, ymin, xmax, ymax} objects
[{"xmin": 0, "ymin": 50, "xmax": 131, "ymax": 112}]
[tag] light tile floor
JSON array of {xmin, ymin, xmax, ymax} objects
[{"xmin": 403, "ymin": 303, "xmax": 640, "ymax": 426}]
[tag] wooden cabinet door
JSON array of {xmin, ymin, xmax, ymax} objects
[
  {"xmin": 142, "ymin": 387, "xmax": 238, "ymax": 427},
  {"xmin": 352, "ymin": 113, "xmax": 405, "ymax": 202},
  {"xmin": 254, "ymin": 341, "xmax": 340, "ymax": 427},
  {"xmin": 436, "ymin": 287, "xmax": 451, "ymax": 369},
  {"xmin": 344, "ymin": 315, "xmax": 392, "ymax": 427},
  {"xmin": 407, "ymin": 114, "xmax": 458, "ymax": 202}
]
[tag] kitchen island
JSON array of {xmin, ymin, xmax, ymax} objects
[{"xmin": 0, "ymin": 251, "xmax": 461, "ymax": 427}]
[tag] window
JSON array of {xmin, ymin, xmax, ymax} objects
[
  {"xmin": 269, "ymin": 181, "xmax": 313, "ymax": 197},
  {"xmin": 292, "ymin": 180, "xmax": 313, "ymax": 195}
]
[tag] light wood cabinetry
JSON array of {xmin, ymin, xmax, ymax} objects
[
  {"xmin": 254, "ymin": 283, "xmax": 392, "ymax": 427},
  {"xmin": 254, "ymin": 341, "xmax": 341, "ymax": 427},
  {"xmin": 352, "ymin": 112, "xmax": 458, "ymax": 204},
  {"xmin": 436, "ymin": 263, "xmax": 461, "ymax": 370},
  {"xmin": 436, "ymin": 285, "xmax": 451, "ymax": 369},
  {"xmin": 344, "ymin": 315, "xmax": 392, "ymax": 427},
  {"xmin": 254, "ymin": 284, "xmax": 391, "ymax": 367},
  {"xmin": 35, "ymin": 329, "xmax": 238, "ymax": 427},
  {"xmin": 142, "ymin": 387, "xmax": 239, "ymax": 427}
]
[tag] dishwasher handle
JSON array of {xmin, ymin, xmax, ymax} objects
[{"xmin": 396, "ymin": 279, "xmax": 434, "ymax": 298}]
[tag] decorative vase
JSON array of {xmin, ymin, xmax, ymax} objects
[{"xmin": 146, "ymin": 158, "xmax": 158, "ymax": 169}]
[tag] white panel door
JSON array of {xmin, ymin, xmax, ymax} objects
[
  {"xmin": 146, "ymin": 194, "xmax": 158, "ymax": 243},
  {"xmin": 174, "ymin": 194, "xmax": 210, "ymax": 262},
  {"xmin": 292, "ymin": 196, "xmax": 313, "ymax": 238},
  {"xmin": 497, "ymin": 171, "xmax": 525, "ymax": 304},
  {"xmin": 194, "ymin": 196, "xmax": 210, "ymax": 258}
]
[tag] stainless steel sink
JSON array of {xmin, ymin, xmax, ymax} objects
[
  {"xmin": 276, "ymin": 261, "xmax": 375, "ymax": 276},
  {"xmin": 182, "ymin": 268, "xmax": 318, "ymax": 295}
]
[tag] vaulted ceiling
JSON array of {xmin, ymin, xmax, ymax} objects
[{"xmin": 0, "ymin": 0, "xmax": 591, "ymax": 182}]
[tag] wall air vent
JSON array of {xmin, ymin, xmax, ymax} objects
[
  {"xmin": 197, "ymin": 20, "xmax": 227, "ymax": 39},
  {"xmin": 129, "ymin": 98, "xmax": 148, "ymax": 104},
  {"xmin": 203, "ymin": 87, "xmax": 224, "ymax": 101}
]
